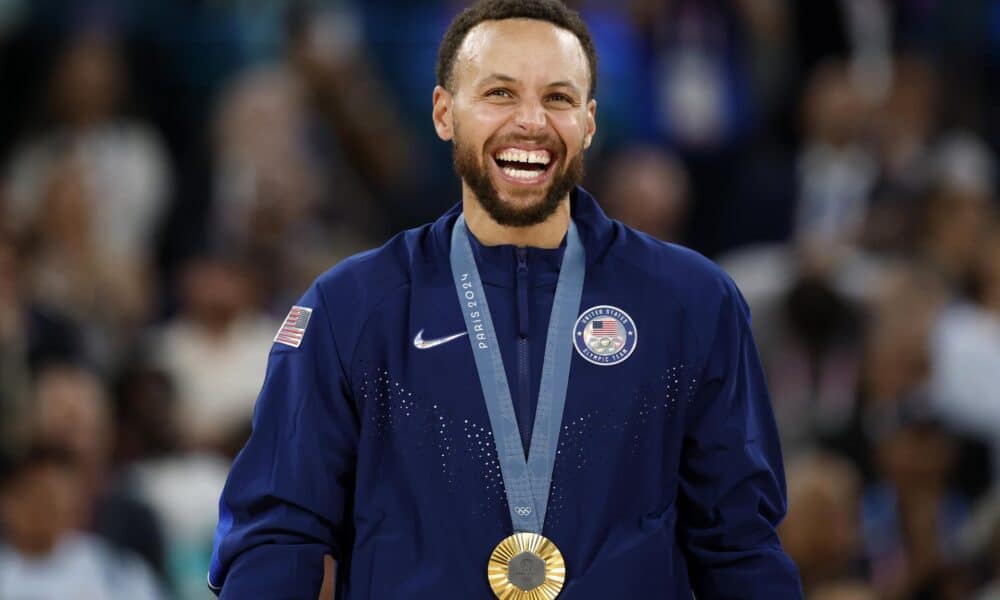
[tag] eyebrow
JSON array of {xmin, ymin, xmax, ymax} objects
[
  {"xmin": 477, "ymin": 73, "xmax": 517, "ymax": 86},
  {"xmin": 477, "ymin": 73, "xmax": 582, "ymax": 95}
]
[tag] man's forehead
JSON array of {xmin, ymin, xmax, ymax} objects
[{"xmin": 454, "ymin": 18, "xmax": 589, "ymax": 88}]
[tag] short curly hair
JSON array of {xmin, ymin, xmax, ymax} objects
[{"xmin": 436, "ymin": 0, "xmax": 598, "ymax": 99}]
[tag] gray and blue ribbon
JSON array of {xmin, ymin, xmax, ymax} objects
[{"xmin": 450, "ymin": 214, "xmax": 585, "ymax": 534}]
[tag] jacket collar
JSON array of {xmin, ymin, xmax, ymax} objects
[{"xmin": 430, "ymin": 186, "xmax": 617, "ymax": 288}]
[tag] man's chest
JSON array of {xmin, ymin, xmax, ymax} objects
[{"xmin": 347, "ymin": 281, "xmax": 701, "ymax": 500}]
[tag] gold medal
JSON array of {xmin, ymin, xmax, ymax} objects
[{"xmin": 487, "ymin": 532, "xmax": 566, "ymax": 599}]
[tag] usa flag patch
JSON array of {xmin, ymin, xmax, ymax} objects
[{"xmin": 274, "ymin": 306, "xmax": 313, "ymax": 348}]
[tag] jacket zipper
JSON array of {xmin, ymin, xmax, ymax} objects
[{"xmin": 516, "ymin": 247, "xmax": 531, "ymax": 459}]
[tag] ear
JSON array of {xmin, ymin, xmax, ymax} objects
[
  {"xmin": 432, "ymin": 85, "xmax": 454, "ymax": 142},
  {"xmin": 583, "ymin": 98, "xmax": 597, "ymax": 149}
]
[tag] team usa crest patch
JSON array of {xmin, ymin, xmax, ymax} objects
[
  {"xmin": 274, "ymin": 306, "xmax": 312, "ymax": 348},
  {"xmin": 573, "ymin": 305, "xmax": 637, "ymax": 366}
]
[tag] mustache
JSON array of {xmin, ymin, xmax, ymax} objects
[{"xmin": 487, "ymin": 135, "xmax": 564, "ymax": 152}]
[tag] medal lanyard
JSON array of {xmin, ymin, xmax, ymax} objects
[{"xmin": 450, "ymin": 214, "xmax": 585, "ymax": 533}]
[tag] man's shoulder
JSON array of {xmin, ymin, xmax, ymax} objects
[
  {"xmin": 610, "ymin": 224, "xmax": 740, "ymax": 313},
  {"xmin": 311, "ymin": 221, "xmax": 436, "ymax": 312}
]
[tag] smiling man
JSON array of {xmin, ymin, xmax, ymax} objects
[{"xmin": 208, "ymin": 1, "xmax": 802, "ymax": 598}]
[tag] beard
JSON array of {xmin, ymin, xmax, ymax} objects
[{"xmin": 452, "ymin": 129, "xmax": 585, "ymax": 228}]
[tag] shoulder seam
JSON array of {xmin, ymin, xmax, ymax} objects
[{"xmin": 344, "ymin": 278, "xmax": 412, "ymax": 387}]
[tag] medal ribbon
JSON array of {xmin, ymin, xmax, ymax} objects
[{"xmin": 450, "ymin": 214, "xmax": 585, "ymax": 533}]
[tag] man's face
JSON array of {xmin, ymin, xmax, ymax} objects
[{"xmin": 433, "ymin": 18, "xmax": 596, "ymax": 227}]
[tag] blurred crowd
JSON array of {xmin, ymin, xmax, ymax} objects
[{"xmin": 0, "ymin": 0, "xmax": 999, "ymax": 598}]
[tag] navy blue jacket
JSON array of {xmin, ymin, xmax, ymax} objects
[{"xmin": 209, "ymin": 188, "xmax": 802, "ymax": 598}]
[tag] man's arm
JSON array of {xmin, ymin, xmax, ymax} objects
[
  {"xmin": 678, "ymin": 277, "xmax": 802, "ymax": 599},
  {"xmin": 209, "ymin": 282, "xmax": 359, "ymax": 598}
]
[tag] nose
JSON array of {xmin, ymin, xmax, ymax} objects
[{"xmin": 514, "ymin": 99, "xmax": 547, "ymax": 134}]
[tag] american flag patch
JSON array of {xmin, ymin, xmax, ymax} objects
[
  {"xmin": 274, "ymin": 306, "xmax": 313, "ymax": 348},
  {"xmin": 590, "ymin": 319, "xmax": 619, "ymax": 337}
]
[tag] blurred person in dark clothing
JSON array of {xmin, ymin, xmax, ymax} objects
[
  {"xmin": 789, "ymin": 0, "xmax": 892, "ymax": 103},
  {"xmin": 864, "ymin": 61, "xmax": 994, "ymax": 262},
  {"xmin": 0, "ymin": 229, "xmax": 34, "ymax": 457},
  {"xmin": 965, "ymin": 489, "xmax": 1000, "ymax": 599},
  {"xmin": 33, "ymin": 364, "xmax": 112, "ymax": 489},
  {"xmin": 822, "ymin": 262, "xmax": 948, "ymax": 482},
  {"xmin": 870, "ymin": 56, "xmax": 938, "ymax": 200},
  {"xmin": 765, "ymin": 273, "xmax": 863, "ymax": 454},
  {"xmin": 795, "ymin": 60, "xmax": 876, "ymax": 262},
  {"xmin": 0, "ymin": 445, "xmax": 162, "ymax": 600},
  {"xmin": 0, "ymin": 228, "xmax": 83, "ymax": 457},
  {"xmin": 780, "ymin": 452, "xmax": 866, "ymax": 593},
  {"xmin": 630, "ymin": 0, "xmax": 778, "ymax": 257},
  {"xmin": 892, "ymin": 1, "xmax": 995, "ymax": 144},
  {"xmin": 979, "ymin": 534, "xmax": 1000, "ymax": 600},
  {"xmin": 112, "ymin": 367, "xmax": 182, "ymax": 467},
  {"xmin": 597, "ymin": 144, "xmax": 689, "ymax": 243},
  {"xmin": 862, "ymin": 403, "xmax": 970, "ymax": 600},
  {"xmin": 912, "ymin": 146, "xmax": 995, "ymax": 295},
  {"xmin": 151, "ymin": 254, "xmax": 276, "ymax": 452}
]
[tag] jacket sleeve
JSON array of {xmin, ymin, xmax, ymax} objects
[
  {"xmin": 678, "ymin": 277, "xmax": 802, "ymax": 599},
  {"xmin": 208, "ymin": 282, "xmax": 359, "ymax": 598}
]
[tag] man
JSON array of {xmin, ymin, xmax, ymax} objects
[{"xmin": 209, "ymin": 1, "xmax": 802, "ymax": 598}]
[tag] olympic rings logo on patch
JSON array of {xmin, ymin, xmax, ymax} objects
[{"xmin": 573, "ymin": 305, "xmax": 638, "ymax": 366}]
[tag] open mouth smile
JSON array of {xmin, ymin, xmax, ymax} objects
[{"xmin": 490, "ymin": 146, "xmax": 556, "ymax": 186}]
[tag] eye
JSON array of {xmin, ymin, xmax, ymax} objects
[
  {"xmin": 485, "ymin": 88, "xmax": 513, "ymax": 99},
  {"xmin": 547, "ymin": 93, "xmax": 575, "ymax": 105}
]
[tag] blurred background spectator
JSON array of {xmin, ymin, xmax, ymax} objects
[
  {"xmin": 4, "ymin": 28, "xmax": 169, "ymax": 366},
  {"xmin": 780, "ymin": 452, "xmax": 865, "ymax": 593},
  {"xmin": 0, "ymin": 444, "xmax": 163, "ymax": 599},
  {"xmin": 0, "ymin": 0, "xmax": 998, "ymax": 598},
  {"xmin": 151, "ymin": 253, "xmax": 275, "ymax": 453}
]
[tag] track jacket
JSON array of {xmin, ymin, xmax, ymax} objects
[{"xmin": 209, "ymin": 187, "xmax": 802, "ymax": 598}]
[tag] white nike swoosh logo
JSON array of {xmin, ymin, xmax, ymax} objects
[{"xmin": 413, "ymin": 329, "xmax": 468, "ymax": 350}]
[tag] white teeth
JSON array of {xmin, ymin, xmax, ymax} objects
[
  {"xmin": 496, "ymin": 148, "xmax": 551, "ymax": 165},
  {"xmin": 527, "ymin": 150, "xmax": 549, "ymax": 165},
  {"xmin": 502, "ymin": 167, "xmax": 541, "ymax": 181}
]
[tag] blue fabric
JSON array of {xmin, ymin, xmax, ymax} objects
[{"xmin": 209, "ymin": 187, "xmax": 802, "ymax": 599}]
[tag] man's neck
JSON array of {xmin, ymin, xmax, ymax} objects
[{"xmin": 461, "ymin": 189, "xmax": 571, "ymax": 249}]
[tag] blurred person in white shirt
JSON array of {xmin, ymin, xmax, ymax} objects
[
  {"xmin": 932, "ymin": 223, "xmax": 1000, "ymax": 481},
  {"xmin": 2, "ymin": 28, "xmax": 169, "ymax": 360},
  {"xmin": 0, "ymin": 445, "xmax": 162, "ymax": 600},
  {"xmin": 152, "ymin": 253, "xmax": 276, "ymax": 452}
]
